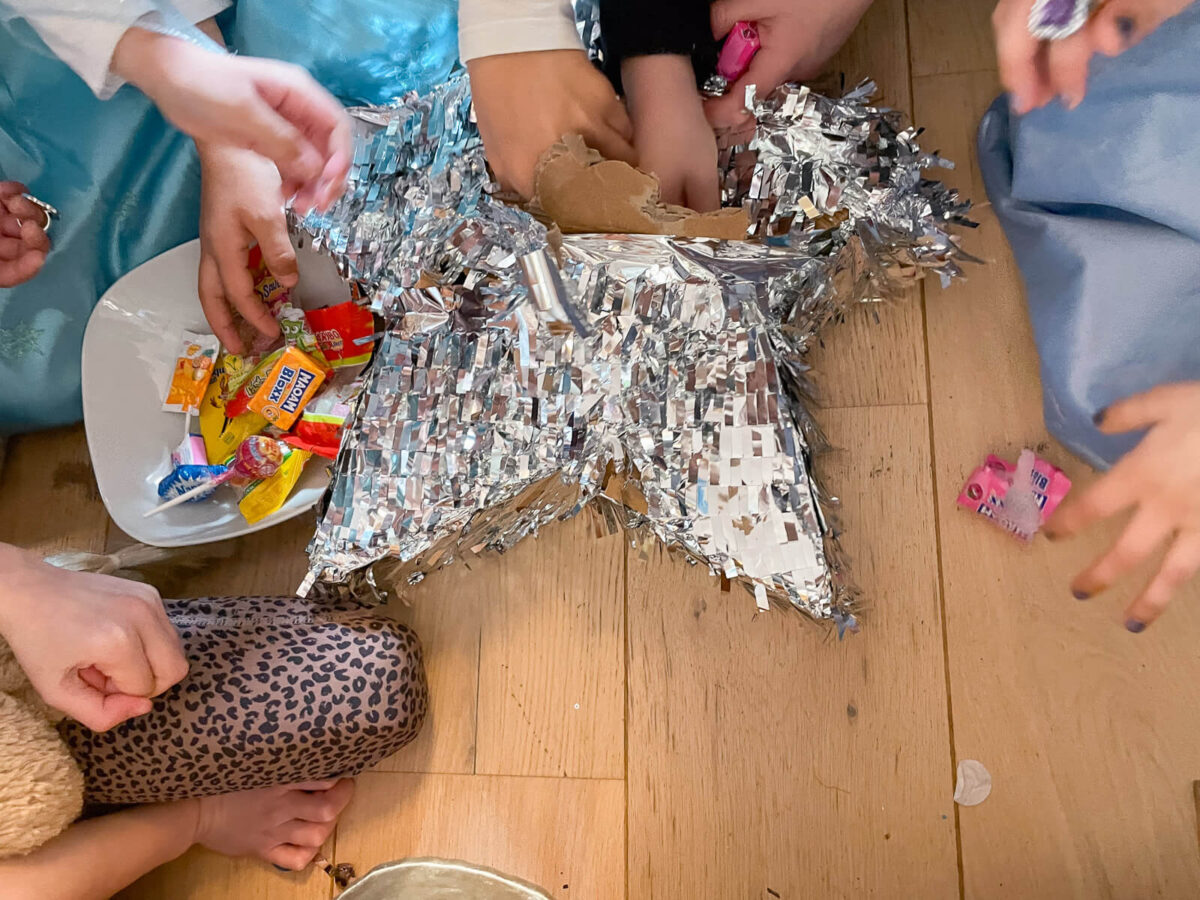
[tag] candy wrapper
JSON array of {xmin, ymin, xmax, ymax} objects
[
  {"xmin": 245, "ymin": 346, "xmax": 327, "ymax": 429},
  {"xmin": 162, "ymin": 331, "xmax": 219, "ymax": 414},
  {"xmin": 290, "ymin": 70, "xmax": 972, "ymax": 620},
  {"xmin": 239, "ymin": 448, "xmax": 311, "ymax": 524},
  {"xmin": 305, "ymin": 302, "xmax": 376, "ymax": 369},
  {"xmin": 957, "ymin": 452, "xmax": 1072, "ymax": 541}
]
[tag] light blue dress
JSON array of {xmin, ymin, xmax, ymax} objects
[
  {"xmin": 977, "ymin": 1, "xmax": 1200, "ymax": 469},
  {"xmin": 0, "ymin": 0, "xmax": 458, "ymax": 434}
]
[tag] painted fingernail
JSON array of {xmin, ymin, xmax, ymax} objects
[
  {"xmin": 1116, "ymin": 16, "xmax": 1136, "ymax": 43},
  {"xmin": 1125, "ymin": 619, "xmax": 1146, "ymax": 634},
  {"xmin": 1072, "ymin": 589, "xmax": 1089, "ymax": 600},
  {"xmin": 1092, "ymin": 408, "xmax": 1107, "ymax": 426}
]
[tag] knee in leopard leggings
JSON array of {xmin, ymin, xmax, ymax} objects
[{"xmin": 60, "ymin": 594, "xmax": 428, "ymax": 805}]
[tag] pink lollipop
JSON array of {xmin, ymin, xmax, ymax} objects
[{"xmin": 145, "ymin": 436, "xmax": 286, "ymax": 518}]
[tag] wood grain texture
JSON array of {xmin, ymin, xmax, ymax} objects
[
  {"xmin": 474, "ymin": 513, "xmax": 625, "ymax": 779},
  {"xmin": 805, "ymin": 0, "xmax": 928, "ymax": 410},
  {"xmin": 917, "ymin": 70, "xmax": 1200, "ymax": 898},
  {"xmin": 117, "ymin": 849, "xmax": 332, "ymax": 900},
  {"xmin": 334, "ymin": 772, "xmax": 624, "ymax": 900},
  {"xmin": 625, "ymin": 405, "xmax": 958, "ymax": 899},
  {"xmin": 0, "ymin": 425, "xmax": 110, "ymax": 554},
  {"xmin": 373, "ymin": 564, "xmax": 483, "ymax": 775},
  {"xmin": 908, "ymin": 0, "xmax": 998, "ymax": 78}
]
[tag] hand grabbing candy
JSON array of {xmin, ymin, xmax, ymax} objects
[
  {"xmin": 0, "ymin": 182, "xmax": 51, "ymax": 288},
  {"xmin": 111, "ymin": 28, "xmax": 351, "ymax": 211},
  {"xmin": 622, "ymin": 55, "xmax": 720, "ymax": 211},
  {"xmin": 993, "ymin": 0, "xmax": 1196, "ymax": 114},
  {"xmin": 468, "ymin": 50, "xmax": 638, "ymax": 199},
  {"xmin": 1046, "ymin": 382, "xmax": 1200, "ymax": 632},
  {"xmin": 197, "ymin": 145, "xmax": 291, "ymax": 352},
  {"xmin": 704, "ymin": 0, "xmax": 875, "ymax": 131}
]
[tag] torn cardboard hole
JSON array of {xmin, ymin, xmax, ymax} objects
[{"xmin": 530, "ymin": 135, "xmax": 749, "ymax": 241}]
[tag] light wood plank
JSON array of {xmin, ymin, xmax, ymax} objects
[
  {"xmin": 334, "ymin": 772, "xmax": 624, "ymax": 899},
  {"xmin": 0, "ymin": 425, "xmax": 110, "ymax": 554},
  {"xmin": 908, "ymin": 0, "xmax": 998, "ymax": 79},
  {"xmin": 806, "ymin": 0, "xmax": 928, "ymax": 410},
  {"xmin": 117, "ymin": 849, "xmax": 332, "ymax": 900},
  {"xmin": 475, "ymin": 513, "xmax": 625, "ymax": 779},
  {"xmin": 918, "ymin": 70, "xmax": 1200, "ymax": 898},
  {"xmin": 373, "ymin": 563, "xmax": 482, "ymax": 775},
  {"xmin": 625, "ymin": 404, "xmax": 959, "ymax": 898}
]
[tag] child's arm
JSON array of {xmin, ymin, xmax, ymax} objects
[
  {"xmin": 462, "ymin": 0, "xmax": 636, "ymax": 198},
  {"xmin": 4, "ymin": 2, "xmax": 349, "ymax": 211},
  {"xmin": 621, "ymin": 54, "xmax": 719, "ymax": 211},
  {"xmin": 599, "ymin": 0, "xmax": 719, "ymax": 211}
]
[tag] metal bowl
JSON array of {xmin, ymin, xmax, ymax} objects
[{"xmin": 337, "ymin": 858, "xmax": 553, "ymax": 899}]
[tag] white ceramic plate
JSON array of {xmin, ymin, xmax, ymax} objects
[{"xmin": 82, "ymin": 238, "xmax": 351, "ymax": 548}]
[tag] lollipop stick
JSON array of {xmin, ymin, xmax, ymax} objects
[{"xmin": 144, "ymin": 475, "xmax": 225, "ymax": 518}]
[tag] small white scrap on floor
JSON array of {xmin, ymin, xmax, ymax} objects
[{"xmin": 954, "ymin": 759, "xmax": 992, "ymax": 806}]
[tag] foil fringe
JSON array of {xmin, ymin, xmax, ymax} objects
[{"xmin": 290, "ymin": 70, "xmax": 973, "ymax": 622}]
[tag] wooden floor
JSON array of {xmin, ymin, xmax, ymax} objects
[{"xmin": 4, "ymin": 1, "xmax": 1200, "ymax": 896}]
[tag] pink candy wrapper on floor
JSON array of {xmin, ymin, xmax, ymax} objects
[{"xmin": 957, "ymin": 452, "xmax": 1072, "ymax": 541}]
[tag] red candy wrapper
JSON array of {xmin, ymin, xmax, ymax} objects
[
  {"xmin": 957, "ymin": 451, "xmax": 1072, "ymax": 541},
  {"xmin": 305, "ymin": 302, "xmax": 375, "ymax": 369}
]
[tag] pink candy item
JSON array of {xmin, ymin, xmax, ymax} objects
[
  {"xmin": 957, "ymin": 451, "xmax": 1072, "ymax": 542},
  {"xmin": 716, "ymin": 21, "xmax": 761, "ymax": 82}
]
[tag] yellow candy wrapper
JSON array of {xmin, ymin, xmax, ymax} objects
[
  {"xmin": 238, "ymin": 448, "xmax": 311, "ymax": 524},
  {"xmin": 200, "ymin": 354, "xmax": 268, "ymax": 465}
]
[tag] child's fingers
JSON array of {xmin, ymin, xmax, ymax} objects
[
  {"xmin": 0, "ymin": 248, "xmax": 46, "ymax": 288},
  {"xmin": 587, "ymin": 124, "xmax": 638, "ymax": 167},
  {"xmin": 705, "ymin": 51, "xmax": 791, "ymax": 128},
  {"xmin": 993, "ymin": 0, "xmax": 1047, "ymax": 114},
  {"xmin": 264, "ymin": 843, "xmax": 320, "ymax": 871},
  {"xmin": 254, "ymin": 228, "xmax": 300, "ymax": 289},
  {"xmin": 277, "ymin": 819, "xmax": 336, "ymax": 848},
  {"xmin": 710, "ymin": 0, "xmax": 763, "ymax": 40},
  {"xmin": 4, "ymin": 192, "xmax": 50, "ymax": 229},
  {"xmin": 198, "ymin": 253, "xmax": 244, "ymax": 353},
  {"xmin": 1044, "ymin": 30, "xmax": 1093, "ymax": 108},
  {"xmin": 1098, "ymin": 383, "xmax": 1200, "ymax": 434},
  {"xmin": 1088, "ymin": 5, "xmax": 1137, "ymax": 56},
  {"xmin": 19, "ymin": 218, "xmax": 50, "ymax": 254},
  {"xmin": 685, "ymin": 169, "xmax": 721, "ymax": 213},
  {"xmin": 213, "ymin": 231, "xmax": 280, "ymax": 342},
  {"xmin": 0, "ymin": 180, "xmax": 27, "ymax": 199},
  {"xmin": 1124, "ymin": 531, "xmax": 1200, "ymax": 631},
  {"xmin": 1045, "ymin": 455, "xmax": 1141, "ymax": 539},
  {"xmin": 1069, "ymin": 506, "xmax": 1172, "ymax": 599}
]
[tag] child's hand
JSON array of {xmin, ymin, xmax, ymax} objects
[
  {"xmin": 993, "ymin": 0, "xmax": 1195, "ymax": 114},
  {"xmin": 195, "ymin": 779, "xmax": 355, "ymax": 869},
  {"xmin": 197, "ymin": 144, "xmax": 292, "ymax": 353},
  {"xmin": 704, "ymin": 0, "xmax": 875, "ymax": 130},
  {"xmin": 0, "ymin": 182, "xmax": 50, "ymax": 288},
  {"xmin": 468, "ymin": 50, "xmax": 637, "ymax": 198},
  {"xmin": 112, "ymin": 29, "xmax": 351, "ymax": 212},
  {"xmin": 1046, "ymin": 382, "xmax": 1200, "ymax": 632},
  {"xmin": 0, "ymin": 545, "xmax": 188, "ymax": 732},
  {"xmin": 623, "ymin": 55, "xmax": 719, "ymax": 212}
]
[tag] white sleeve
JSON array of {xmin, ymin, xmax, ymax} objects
[
  {"xmin": 1, "ymin": 1, "xmax": 230, "ymax": 100},
  {"xmin": 458, "ymin": 0, "xmax": 583, "ymax": 62}
]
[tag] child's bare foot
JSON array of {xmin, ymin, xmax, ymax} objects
[{"xmin": 193, "ymin": 778, "xmax": 355, "ymax": 870}]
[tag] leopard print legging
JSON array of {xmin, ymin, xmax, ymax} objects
[{"xmin": 59, "ymin": 592, "xmax": 427, "ymax": 805}]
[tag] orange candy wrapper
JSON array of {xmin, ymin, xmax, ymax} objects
[
  {"xmin": 163, "ymin": 331, "xmax": 220, "ymax": 414},
  {"xmin": 246, "ymin": 346, "xmax": 327, "ymax": 430}
]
